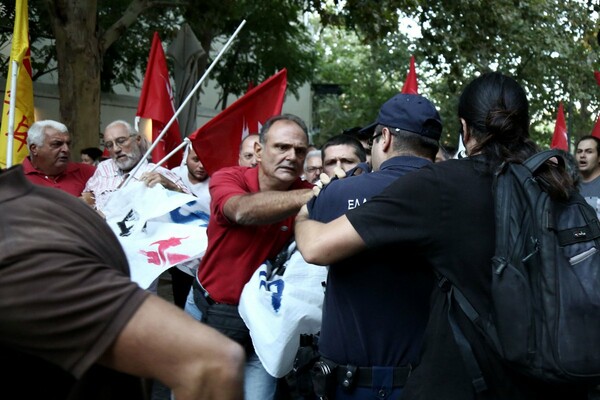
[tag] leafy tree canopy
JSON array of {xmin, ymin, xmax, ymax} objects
[
  {"xmin": 309, "ymin": 0, "xmax": 600, "ymax": 149},
  {"xmin": 0, "ymin": 0, "xmax": 317, "ymax": 152},
  {"xmin": 1, "ymin": 0, "xmax": 599, "ymax": 152}
]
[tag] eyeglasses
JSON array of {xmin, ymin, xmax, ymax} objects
[
  {"xmin": 367, "ymin": 132, "xmax": 384, "ymax": 147},
  {"xmin": 104, "ymin": 135, "xmax": 134, "ymax": 150},
  {"xmin": 306, "ymin": 166, "xmax": 323, "ymax": 173}
]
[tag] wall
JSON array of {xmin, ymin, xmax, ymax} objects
[{"xmin": 1, "ymin": 77, "xmax": 313, "ymax": 146}]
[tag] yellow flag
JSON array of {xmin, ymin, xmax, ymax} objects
[{"xmin": 1, "ymin": 0, "xmax": 35, "ymax": 168}]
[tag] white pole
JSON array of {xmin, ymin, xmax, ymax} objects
[
  {"xmin": 6, "ymin": 60, "xmax": 19, "ymax": 168},
  {"xmin": 152, "ymin": 137, "xmax": 190, "ymax": 170},
  {"xmin": 123, "ymin": 19, "xmax": 247, "ymax": 187}
]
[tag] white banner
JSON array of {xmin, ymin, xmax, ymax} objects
[
  {"xmin": 104, "ymin": 181, "xmax": 209, "ymax": 289},
  {"xmin": 239, "ymin": 242, "xmax": 327, "ymax": 377}
]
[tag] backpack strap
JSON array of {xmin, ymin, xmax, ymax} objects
[
  {"xmin": 522, "ymin": 149, "xmax": 566, "ymax": 173},
  {"xmin": 437, "ymin": 274, "xmax": 488, "ymax": 393}
]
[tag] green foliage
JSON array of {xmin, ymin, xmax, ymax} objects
[
  {"xmin": 1, "ymin": 0, "xmax": 57, "ymax": 79},
  {"xmin": 184, "ymin": 0, "xmax": 318, "ymax": 109},
  {"xmin": 414, "ymin": 0, "xmax": 600, "ymax": 148},
  {"xmin": 3, "ymin": 0, "xmax": 599, "ymax": 152},
  {"xmin": 2, "ymin": 0, "xmax": 317, "ymax": 100},
  {"xmin": 311, "ymin": 23, "xmax": 412, "ymax": 145},
  {"xmin": 311, "ymin": 0, "xmax": 600, "ymax": 149},
  {"xmin": 98, "ymin": 5, "xmax": 182, "ymax": 92}
]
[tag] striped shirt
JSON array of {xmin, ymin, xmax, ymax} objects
[{"xmin": 83, "ymin": 158, "xmax": 189, "ymax": 211}]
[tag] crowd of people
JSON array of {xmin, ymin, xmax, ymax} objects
[{"xmin": 1, "ymin": 71, "xmax": 600, "ymax": 400}]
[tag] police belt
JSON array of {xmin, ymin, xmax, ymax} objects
[{"xmin": 325, "ymin": 358, "xmax": 412, "ymax": 388}]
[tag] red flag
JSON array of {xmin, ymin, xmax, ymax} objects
[
  {"xmin": 136, "ymin": 32, "xmax": 182, "ymax": 169},
  {"xmin": 592, "ymin": 115, "xmax": 600, "ymax": 139},
  {"xmin": 189, "ymin": 69, "xmax": 287, "ymax": 175},
  {"xmin": 401, "ymin": 55, "xmax": 418, "ymax": 94},
  {"xmin": 551, "ymin": 102, "xmax": 568, "ymax": 151},
  {"xmin": 594, "ymin": 71, "xmax": 600, "ymax": 86}
]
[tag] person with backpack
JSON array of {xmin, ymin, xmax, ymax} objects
[{"xmin": 294, "ymin": 72, "xmax": 595, "ymax": 399}]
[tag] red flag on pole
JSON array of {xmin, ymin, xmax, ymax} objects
[
  {"xmin": 401, "ymin": 55, "xmax": 418, "ymax": 95},
  {"xmin": 551, "ymin": 102, "xmax": 568, "ymax": 151},
  {"xmin": 592, "ymin": 115, "xmax": 600, "ymax": 139},
  {"xmin": 136, "ymin": 32, "xmax": 182, "ymax": 169},
  {"xmin": 189, "ymin": 69, "xmax": 287, "ymax": 175}
]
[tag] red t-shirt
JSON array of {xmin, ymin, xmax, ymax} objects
[
  {"xmin": 197, "ymin": 165, "xmax": 312, "ymax": 304},
  {"xmin": 22, "ymin": 157, "xmax": 96, "ymax": 197}
]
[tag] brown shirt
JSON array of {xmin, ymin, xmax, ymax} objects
[{"xmin": 0, "ymin": 165, "xmax": 149, "ymax": 398}]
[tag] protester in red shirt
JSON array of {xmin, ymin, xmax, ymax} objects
[
  {"xmin": 185, "ymin": 114, "xmax": 314, "ymax": 400},
  {"xmin": 22, "ymin": 120, "xmax": 95, "ymax": 197}
]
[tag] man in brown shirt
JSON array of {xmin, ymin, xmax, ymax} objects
[{"xmin": 0, "ymin": 165, "xmax": 244, "ymax": 400}]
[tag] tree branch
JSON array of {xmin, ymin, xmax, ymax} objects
[
  {"xmin": 32, "ymin": 51, "xmax": 58, "ymax": 80},
  {"xmin": 99, "ymin": 0, "xmax": 187, "ymax": 54},
  {"xmin": 100, "ymin": 0, "xmax": 152, "ymax": 53}
]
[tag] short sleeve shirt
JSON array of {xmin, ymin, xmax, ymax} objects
[
  {"xmin": 197, "ymin": 165, "xmax": 312, "ymax": 304},
  {"xmin": 307, "ymin": 156, "xmax": 434, "ymax": 367},
  {"xmin": 344, "ymin": 157, "xmax": 581, "ymax": 399},
  {"xmin": 0, "ymin": 166, "xmax": 149, "ymax": 381},
  {"xmin": 22, "ymin": 156, "xmax": 96, "ymax": 197}
]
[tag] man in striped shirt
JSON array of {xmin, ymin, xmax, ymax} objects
[{"xmin": 82, "ymin": 120, "xmax": 189, "ymax": 213}]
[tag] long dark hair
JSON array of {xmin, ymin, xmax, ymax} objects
[{"xmin": 459, "ymin": 72, "xmax": 575, "ymax": 200}]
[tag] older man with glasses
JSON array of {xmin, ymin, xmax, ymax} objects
[{"xmin": 82, "ymin": 119, "xmax": 188, "ymax": 213}]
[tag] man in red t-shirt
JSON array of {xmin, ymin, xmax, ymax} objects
[
  {"xmin": 22, "ymin": 120, "xmax": 96, "ymax": 197},
  {"xmin": 185, "ymin": 114, "xmax": 314, "ymax": 400}
]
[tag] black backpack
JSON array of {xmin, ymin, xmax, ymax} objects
[{"xmin": 439, "ymin": 149, "xmax": 600, "ymax": 392}]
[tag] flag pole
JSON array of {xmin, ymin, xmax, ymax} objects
[
  {"xmin": 124, "ymin": 19, "xmax": 247, "ymax": 187},
  {"xmin": 5, "ymin": 60, "xmax": 19, "ymax": 168},
  {"xmin": 152, "ymin": 137, "xmax": 190, "ymax": 170}
]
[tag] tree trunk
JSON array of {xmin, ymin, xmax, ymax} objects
[{"xmin": 45, "ymin": 0, "xmax": 102, "ymax": 155}]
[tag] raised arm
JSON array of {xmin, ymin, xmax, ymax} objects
[
  {"xmin": 294, "ymin": 204, "xmax": 367, "ymax": 265},
  {"xmin": 98, "ymin": 295, "xmax": 244, "ymax": 400}
]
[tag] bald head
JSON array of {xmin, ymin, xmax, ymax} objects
[{"xmin": 239, "ymin": 134, "xmax": 260, "ymax": 167}]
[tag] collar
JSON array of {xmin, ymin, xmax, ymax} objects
[
  {"xmin": 22, "ymin": 156, "xmax": 82, "ymax": 177},
  {"xmin": 380, "ymin": 155, "xmax": 432, "ymax": 171},
  {"xmin": 101, "ymin": 158, "xmax": 150, "ymax": 178},
  {"xmin": 124, "ymin": 158, "xmax": 150, "ymax": 179}
]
